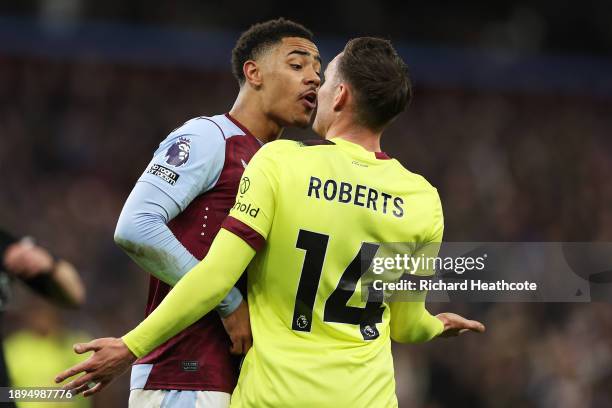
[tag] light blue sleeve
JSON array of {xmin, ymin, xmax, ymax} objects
[
  {"xmin": 138, "ymin": 117, "xmax": 227, "ymax": 211},
  {"xmin": 114, "ymin": 119, "xmax": 243, "ymax": 317}
]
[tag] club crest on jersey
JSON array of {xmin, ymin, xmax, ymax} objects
[{"xmin": 165, "ymin": 137, "xmax": 191, "ymax": 167}]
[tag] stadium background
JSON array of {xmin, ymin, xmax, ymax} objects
[{"xmin": 1, "ymin": 1, "xmax": 611, "ymax": 407}]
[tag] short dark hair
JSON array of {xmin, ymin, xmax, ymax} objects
[
  {"xmin": 337, "ymin": 37, "xmax": 412, "ymax": 130},
  {"xmin": 232, "ymin": 18, "xmax": 314, "ymax": 85}
]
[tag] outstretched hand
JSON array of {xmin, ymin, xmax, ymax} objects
[
  {"xmin": 55, "ymin": 337, "xmax": 136, "ymax": 397},
  {"xmin": 436, "ymin": 312, "xmax": 485, "ymax": 337}
]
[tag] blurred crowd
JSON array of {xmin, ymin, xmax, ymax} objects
[{"xmin": 0, "ymin": 55, "xmax": 611, "ymax": 407}]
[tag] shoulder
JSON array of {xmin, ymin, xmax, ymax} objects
[
  {"xmin": 393, "ymin": 163, "xmax": 442, "ymax": 211},
  {"xmin": 256, "ymin": 138, "xmax": 334, "ymax": 159},
  {"xmin": 155, "ymin": 114, "xmax": 249, "ymax": 162},
  {"xmin": 259, "ymin": 139, "xmax": 300, "ymax": 154},
  {"xmin": 169, "ymin": 116, "xmax": 226, "ymax": 143}
]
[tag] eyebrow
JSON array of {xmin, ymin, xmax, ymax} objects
[{"xmin": 287, "ymin": 50, "xmax": 322, "ymax": 64}]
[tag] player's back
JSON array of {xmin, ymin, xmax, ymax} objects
[{"xmin": 227, "ymin": 138, "xmax": 442, "ymax": 408}]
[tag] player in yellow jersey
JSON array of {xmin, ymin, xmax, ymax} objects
[{"xmin": 56, "ymin": 37, "xmax": 485, "ymax": 406}]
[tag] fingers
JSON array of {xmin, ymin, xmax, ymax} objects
[
  {"xmin": 437, "ymin": 313, "xmax": 486, "ymax": 337},
  {"xmin": 465, "ymin": 319, "xmax": 485, "ymax": 333},
  {"xmin": 82, "ymin": 382, "xmax": 105, "ymax": 397},
  {"xmin": 55, "ymin": 340, "xmax": 104, "ymax": 383},
  {"xmin": 63, "ymin": 372, "xmax": 95, "ymax": 392},
  {"xmin": 74, "ymin": 340, "xmax": 102, "ymax": 354},
  {"xmin": 71, "ymin": 383, "xmax": 91, "ymax": 395},
  {"xmin": 55, "ymin": 360, "xmax": 92, "ymax": 384},
  {"xmin": 455, "ymin": 317, "xmax": 485, "ymax": 334},
  {"xmin": 453, "ymin": 319, "xmax": 485, "ymax": 336},
  {"xmin": 3, "ymin": 243, "xmax": 53, "ymax": 277}
]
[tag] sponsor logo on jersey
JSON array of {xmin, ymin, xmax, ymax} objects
[
  {"xmin": 307, "ymin": 176, "xmax": 404, "ymax": 218},
  {"xmin": 147, "ymin": 163, "xmax": 180, "ymax": 185},
  {"xmin": 239, "ymin": 176, "xmax": 250, "ymax": 194},
  {"xmin": 233, "ymin": 199, "xmax": 260, "ymax": 218},
  {"xmin": 165, "ymin": 137, "xmax": 191, "ymax": 167}
]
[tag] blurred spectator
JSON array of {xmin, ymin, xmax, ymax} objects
[{"xmin": 0, "ymin": 228, "xmax": 87, "ymax": 406}]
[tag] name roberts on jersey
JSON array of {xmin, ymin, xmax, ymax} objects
[
  {"xmin": 233, "ymin": 174, "xmax": 406, "ymax": 220},
  {"xmin": 307, "ymin": 176, "xmax": 404, "ymax": 217}
]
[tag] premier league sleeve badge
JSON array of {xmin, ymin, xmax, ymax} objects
[{"xmin": 165, "ymin": 137, "xmax": 191, "ymax": 167}]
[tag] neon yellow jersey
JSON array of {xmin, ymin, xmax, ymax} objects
[{"xmin": 222, "ymin": 137, "xmax": 444, "ymax": 408}]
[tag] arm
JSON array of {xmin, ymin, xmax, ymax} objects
[
  {"xmin": 389, "ymin": 193, "xmax": 445, "ymax": 343},
  {"xmin": 55, "ymin": 229, "xmax": 256, "ymax": 395},
  {"xmin": 390, "ymin": 299, "xmax": 485, "ymax": 343},
  {"xmin": 114, "ymin": 119, "xmax": 242, "ymax": 317},
  {"xmin": 56, "ymin": 141, "xmax": 281, "ymax": 396},
  {"xmin": 114, "ymin": 181, "xmax": 243, "ymax": 317},
  {"xmin": 389, "ymin": 289, "xmax": 444, "ymax": 343},
  {"xmin": 388, "ymin": 191, "xmax": 484, "ymax": 343},
  {"xmin": 121, "ymin": 138, "xmax": 281, "ymax": 356},
  {"xmin": 123, "ymin": 228, "xmax": 255, "ymax": 357},
  {"xmin": 3, "ymin": 239, "xmax": 85, "ymax": 308}
]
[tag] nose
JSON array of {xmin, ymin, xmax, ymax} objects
[{"xmin": 304, "ymin": 66, "xmax": 321, "ymax": 88}]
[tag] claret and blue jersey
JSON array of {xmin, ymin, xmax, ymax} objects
[{"xmin": 131, "ymin": 113, "xmax": 262, "ymax": 391}]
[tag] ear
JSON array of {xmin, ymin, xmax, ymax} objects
[
  {"xmin": 332, "ymin": 83, "xmax": 349, "ymax": 112},
  {"xmin": 243, "ymin": 60, "xmax": 263, "ymax": 87}
]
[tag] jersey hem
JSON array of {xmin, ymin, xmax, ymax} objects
[{"xmin": 142, "ymin": 383, "xmax": 234, "ymax": 393}]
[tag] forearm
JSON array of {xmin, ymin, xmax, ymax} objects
[
  {"xmin": 49, "ymin": 260, "xmax": 86, "ymax": 307},
  {"xmin": 22, "ymin": 259, "xmax": 86, "ymax": 308},
  {"xmin": 114, "ymin": 186, "xmax": 197, "ymax": 286},
  {"xmin": 115, "ymin": 182, "xmax": 242, "ymax": 316},
  {"xmin": 115, "ymin": 223, "xmax": 198, "ymax": 286},
  {"xmin": 122, "ymin": 228, "xmax": 255, "ymax": 357},
  {"xmin": 389, "ymin": 297, "xmax": 443, "ymax": 343}
]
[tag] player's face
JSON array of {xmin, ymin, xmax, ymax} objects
[
  {"xmin": 312, "ymin": 54, "xmax": 340, "ymax": 137},
  {"xmin": 259, "ymin": 37, "xmax": 321, "ymax": 128}
]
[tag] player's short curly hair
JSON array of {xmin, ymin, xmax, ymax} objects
[
  {"xmin": 338, "ymin": 37, "xmax": 412, "ymax": 131},
  {"xmin": 232, "ymin": 18, "xmax": 314, "ymax": 85}
]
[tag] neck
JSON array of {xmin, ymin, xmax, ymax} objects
[
  {"xmin": 229, "ymin": 88, "xmax": 284, "ymax": 143},
  {"xmin": 325, "ymin": 117, "xmax": 382, "ymax": 152}
]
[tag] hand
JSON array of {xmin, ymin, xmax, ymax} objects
[
  {"xmin": 221, "ymin": 300, "xmax": 252, "ymax": 355},
  {"xmin": 55, "ymin": 337, "xmax": 136, "ymax": 397},
  {"xmin": 3, "ymin": 241, "xmax": 54, "ymax": 279},
  {"xmin": 436, "ymin": 312, "xmax": 485, "ymax": 337}
]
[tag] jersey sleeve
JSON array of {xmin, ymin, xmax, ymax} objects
[
  {"xmin": 221, "ymin": 141, "xmax": 284, "ymax": 251},
  {"xmin": 138, "ymin": 118, "xmax": 226, "ymax": 211},
  {"xmin": 413, "ymin": 189, "xmax": 444, "ymax": 276},
  {"xmin": 122, "ymin": 229, "xmax": 256, "ymax": 357},
  {"xmin": 388, "ymin": 190, "xmax": 445, "ymax": 343}
]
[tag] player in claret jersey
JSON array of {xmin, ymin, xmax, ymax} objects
[
  {"xmin": 109, "ymin": 18, "xmax": 321, "ymax": 407},
  {"xmin": 58, "ymin": 38, "xmax": 484, "ymax": 407}
]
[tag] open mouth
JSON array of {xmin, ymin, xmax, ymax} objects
[{"xmin": 300, "ymin": 91, "xmax": 317, "ymax": 110}]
